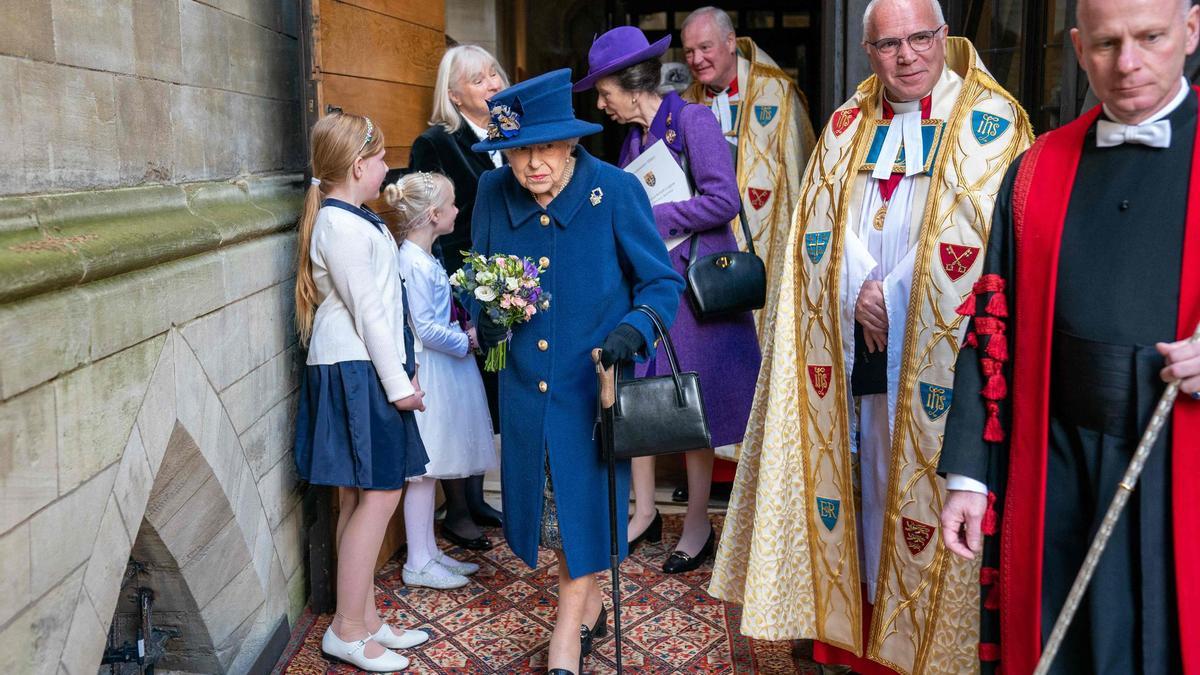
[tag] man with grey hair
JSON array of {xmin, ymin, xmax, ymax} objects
[
  {"xmin": 678, "ymin": 4, "xmax": 817, "ymax": 496},
  {"xmin": 939, "ymin": 0, "xmax": 1200, "ymax": 671},
  {"xmin": 709, "ymin": 0, "xmax": 1030, "ymax": 672}
]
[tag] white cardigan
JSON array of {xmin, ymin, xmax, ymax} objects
[{"xmin": 306, "ymin": 204, "xmax": 418, "ymax": 401}]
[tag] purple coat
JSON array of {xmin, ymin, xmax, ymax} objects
[{"xmin": 619, "ymin": 92, "xmax": 761, "ymax": 448}]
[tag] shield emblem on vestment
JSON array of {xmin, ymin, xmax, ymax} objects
[
  {"xmin": 832, "ymin": 107, "xmax": 860, "ymax": 136},
  {"xmin": 902, "ymin": 517, "xmax": 936, "ymax": 555},
  {"xmin": 816, "ymin": 497, "xmax": 841, "ymax": 531},
  {"xmin": 807, "ymin": 365, "xmax": 832, "ymax": 398},
  {"xmin": 747, "ymin": 188, "xmax": 771, "ymax": 210},
  {"xmin": 971, "ymin": 110, "xmax": 1011, "ymax": 145},
  {"xmin": 804, "ymin": 231, "xmax": 831, "ymax": 264},
  {"xmin": 940, "ymin": 243, "xmax": 980, "ymax": 281},
  {"xmin": 754, "ymin": 105, "xmax": 778, "ymax": 126},
  {"xmin": 918, "ymin": 381, "xmax": 953, "ymax": 421}
]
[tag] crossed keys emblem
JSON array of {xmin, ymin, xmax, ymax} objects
[{"xmin": 939, "ymin": 243, "xmax": 980, "ymax": 282}]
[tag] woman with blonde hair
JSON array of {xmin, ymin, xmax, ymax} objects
[
  {"xmin": 409, "ymin": 44, "xmax": 509, "ymax": 550},
  {"xmin": 293, "ymin": 112, "xmax": 430, "ymax": 671}
]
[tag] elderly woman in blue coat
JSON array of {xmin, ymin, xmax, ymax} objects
[
  {"xmin": 469, "ymin": 69, "xmax": 683, "ymax": 674},
  {"xmin": 575, "ymin": 27, "xmax": 762, "ymax": 574}
]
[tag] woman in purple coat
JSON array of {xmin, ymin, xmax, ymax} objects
[{"xmin": 574, "ymin": 26, "xmax": 762, "ymax": 574}]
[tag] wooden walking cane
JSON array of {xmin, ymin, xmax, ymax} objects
[
  {"xmin": 592, "ymin": 348, "xmax": 623, "ymax": 674},
  {"xmin": 1034, "ymin": 321, "xmax": 1200, "ymax": 674}
]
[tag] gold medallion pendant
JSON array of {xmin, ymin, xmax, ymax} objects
[{"xmin": 873, "ymin": 201, "xmax": 888, "ymax": 231}]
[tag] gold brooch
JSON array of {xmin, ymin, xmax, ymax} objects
[
  {"xmin": 589, "ymin": 188, "xmax": 603, "ymax": 206},
  {"xmin": 665, "ymin": 129, "xmax": 677, "ymax": 144}
]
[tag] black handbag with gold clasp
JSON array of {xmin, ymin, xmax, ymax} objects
[
  {"xmin": 684, "ymin": 208, "xmax": 766, "ymax": 318},
  {"xmin": 610, "ymin": 306, "xmax": 711, "ymax": 459}
]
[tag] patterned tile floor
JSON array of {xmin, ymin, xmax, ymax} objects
[{"xmin": 274, "ymin": 514, "xmax": 825, "ymax": 674}]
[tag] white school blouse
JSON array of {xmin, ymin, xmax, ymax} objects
[{"xmin": 306, "ymin": 204, "xmax": 418, "ymax": 402}]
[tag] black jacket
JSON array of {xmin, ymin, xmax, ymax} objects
[{"xmin": 409, "ymin": 120, "xmax": 498, "ymax": 273}]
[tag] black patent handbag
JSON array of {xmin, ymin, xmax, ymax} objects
[
  {"xmin": 610, "ymin": 306, "xmax": 712, "ymax": 459},
  {"xmin": 677, "ymin": 146, "xmax": 767, "ymax": 319},
  {"xmin": 685, "ymin": 209, "xmax": 767, "ymax": 318}
]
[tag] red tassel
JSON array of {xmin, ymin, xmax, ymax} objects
[
  {"xmin": 982, "ymin": 373, "xmax": 1008, "ymax": 401},
  {"xmin": 986, "ymin": 332, "xmax": 1008, "ymax": 362},
  {"xmin": 981, "ymin": 492, "xmax": 999, "ymax": 535},
  {"xmin": 985, "ymin": 292, "xmax": 1008, "ymax": 318},
  {"xmin": 973, "ymin": 274, "xmax": 1006, "ymax": 294},
  {"xmin": 981, "ymin": 357, "xmax": 1002, "ymax": 377},
  {"xmin": 984, "ymin": 402, "xmax": 1005, "ymax": 442},
  {"xmin": 965, "ymin": 331, "xmax": 978, "ymax": 348},
  {"xmin": 974, "ymin": 317, "xmax": 1002, "ymax": 336},
  {"xmin": 956, "ymin": 293, "xmax": 977, "ymax": 317},
  {"xmin": 980, "ymin": 566, "xmax": 1000, "ymax": 585},
  {"xmin": 979, "ymin": 643, "xmax": 1000, "ymax": 662}
]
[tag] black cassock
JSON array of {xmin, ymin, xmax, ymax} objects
[{"xmin": 938, "ymin": 92, "xmax": 1195, "ymax": 674}]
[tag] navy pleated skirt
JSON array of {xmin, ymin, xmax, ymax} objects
[{"xmin": 294, "ymin": 360, "xmax": 428, "ymax": 490}]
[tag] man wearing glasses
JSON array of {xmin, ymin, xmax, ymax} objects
[
  {"xmin": 940, "ymin": 0, "xmax": 1200, "ymax": 672},
  {"xmin": 708, "ymin": 0, "xmax": 1030, "ymax": 672}
]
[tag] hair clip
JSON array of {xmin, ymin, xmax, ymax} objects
[
  {"xmin": 422, "ymin": 172, "xmax": 433, "ymax": 195},
  {"xmin": 357, "ymin": 117, "xmax": 375, "ymax": 155}
]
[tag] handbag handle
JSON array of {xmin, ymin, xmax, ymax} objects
[
  {"xmin": 676, "ymin": 132, "xmax": 757, "ymax": 261},
  {"xmin": 613, "ymin": 305, "xmax": 691, "ymax": 414}
]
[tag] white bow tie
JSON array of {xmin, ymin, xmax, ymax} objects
[{"xmin": 1096, "ymin": 119, "xmax": 1171, "ymax": 148}]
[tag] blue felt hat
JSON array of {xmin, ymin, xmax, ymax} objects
[
  {"xmin": 573, "ymin": 26, "xmax": 671, "ymax": 92},
  {"xmin": 470, "ymin": 69, "xmax": 603, "ymax": 153}
]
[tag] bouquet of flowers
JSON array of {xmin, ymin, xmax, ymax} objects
[{"xmin": 450, "ymin": 251, "xmax": 550, "ymax": 371}]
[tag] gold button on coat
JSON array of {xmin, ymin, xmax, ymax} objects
[
  {"xmin": 539, "ymin": 256, "xmax": 550, "ymax": 268},
  {"xmin": 539, "ymin": 214, "xmax": 550, "ymax": 226},
  {"xmin": 538, "ymin": 381, "xmax": 548, "ymax": 393},
  {"xmin": 537, "ymin": 339, "xmax": 549, "ymax": 351}
]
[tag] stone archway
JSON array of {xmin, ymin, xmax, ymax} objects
[{"xmin": 56, "ymin": 330, "xmax": 297, "ymax": 674}]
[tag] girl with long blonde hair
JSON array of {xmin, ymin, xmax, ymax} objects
[{"xmin": 293, "ymin": 112, "xmax": 429, "ymax": 672}]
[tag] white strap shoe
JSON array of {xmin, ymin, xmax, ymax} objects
[
  {"xmin": 371, "ymin": 623, "xmax": 430, "ymax": 649},
  {"xmin": 435, "ymin": 551, "xmax": 480, "ymax": 576},
  {"xmin": 402, "ymin": 560, "xmax": 469, "ymax": 589},
  {"xmin": 321, "ymin": 627, "xmax": 409, "ymax": 672}
]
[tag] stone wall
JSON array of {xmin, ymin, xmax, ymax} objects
[
  {"xmin": 0, "ymin": 0, "xmax": 308, "ymax": 672},
  {"xmin": 0, "ymin": 0, "xmax": 304, "ymax": 196}
]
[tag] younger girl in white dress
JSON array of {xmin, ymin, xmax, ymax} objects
[{"xmin": 385, "ymin": 172, "xmax": 499, "ymax": 589}]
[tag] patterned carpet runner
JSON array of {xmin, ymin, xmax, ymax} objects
[{"xmin": 273, "ymin": 514, "xmax": 822, "ymax": 674}]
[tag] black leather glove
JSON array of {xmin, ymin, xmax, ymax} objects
[
  {"xmin": 600, "ymin": 323, "xmax": 645, "ymax": 368},
  {"xmin": 477, "ymin": 311, "xmax": 509, "ymax": 348}
]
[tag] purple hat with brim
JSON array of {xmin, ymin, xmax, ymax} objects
[{"xmin": 572, "ymin": 26, "xmax": 671, "ymax": 92}]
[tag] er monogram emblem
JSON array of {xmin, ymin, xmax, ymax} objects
[{"xmin": 816, "ymin": 497, "xmax": 841, "ymax": 531}]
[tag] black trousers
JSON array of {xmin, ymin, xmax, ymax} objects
[{"xmin": 1041, "ymin": 332, "xmax": 1180, "ymax": 674}]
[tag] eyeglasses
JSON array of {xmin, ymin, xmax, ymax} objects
[{"xmin": 865, "ymin": 25, "xmax": 946, "ymax": 56}]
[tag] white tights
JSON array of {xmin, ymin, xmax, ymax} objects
[{"xmin": 403, "ymin": 478, "xmax": 469, "ymax": 574}]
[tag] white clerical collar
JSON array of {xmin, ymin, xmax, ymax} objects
[
  {"xmin": 885, "ymin": 95, "xmax": 923, "ymax": 114},
  {"xmin": 1101, "ymin": 76, "xmax": 1190, "ymax": 126},
  {"xmin": 463, "ymin": 115, "xmax": 502, "ymax": 168}
]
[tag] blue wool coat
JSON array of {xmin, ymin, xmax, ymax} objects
[{"xmin": 470, "ymin": 147, "xmax": 684, "ymax": 578}]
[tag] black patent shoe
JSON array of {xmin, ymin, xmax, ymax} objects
[
  {"xmin": 470, "ymin": 503, "xmax": 504, "ymax": 528},
  {"xmin": 662, "ymin": 527, "xmax": 715, "ymax": 574},
  {"xmin": 671, "ymin": 485, "xmax": 688, "ymax": 502},
  {"xmin": 628, "ymin": 510, "xmax": 663, "ymax": 550},
  {"xmin": 440, "ymin": 524, "xmax": 493, "ymax": 551},
  {"xmin": 547, "ymin": 670, "xmax": 575, "ymax": 675},
  {"xmin": 580, "ymin": 605, "xmax": 608, "ymax": 657}
]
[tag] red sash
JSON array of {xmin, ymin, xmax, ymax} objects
[{"xmin": 1006, "ymin": 90, "xmax": 1200, "ymax": 673}]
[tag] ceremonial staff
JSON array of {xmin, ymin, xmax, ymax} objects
[{"xmin": 1035, "ymin": 321, "xmax": 1200, "ymax": 674}]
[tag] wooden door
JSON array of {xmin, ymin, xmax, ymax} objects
[
  {"xmin": 307, "ymin": 0, "xmax": 446, "ymax": 221},
  {"xmin": 303, "ymin": 0, "xmax": 446, "ymax": 572}
]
